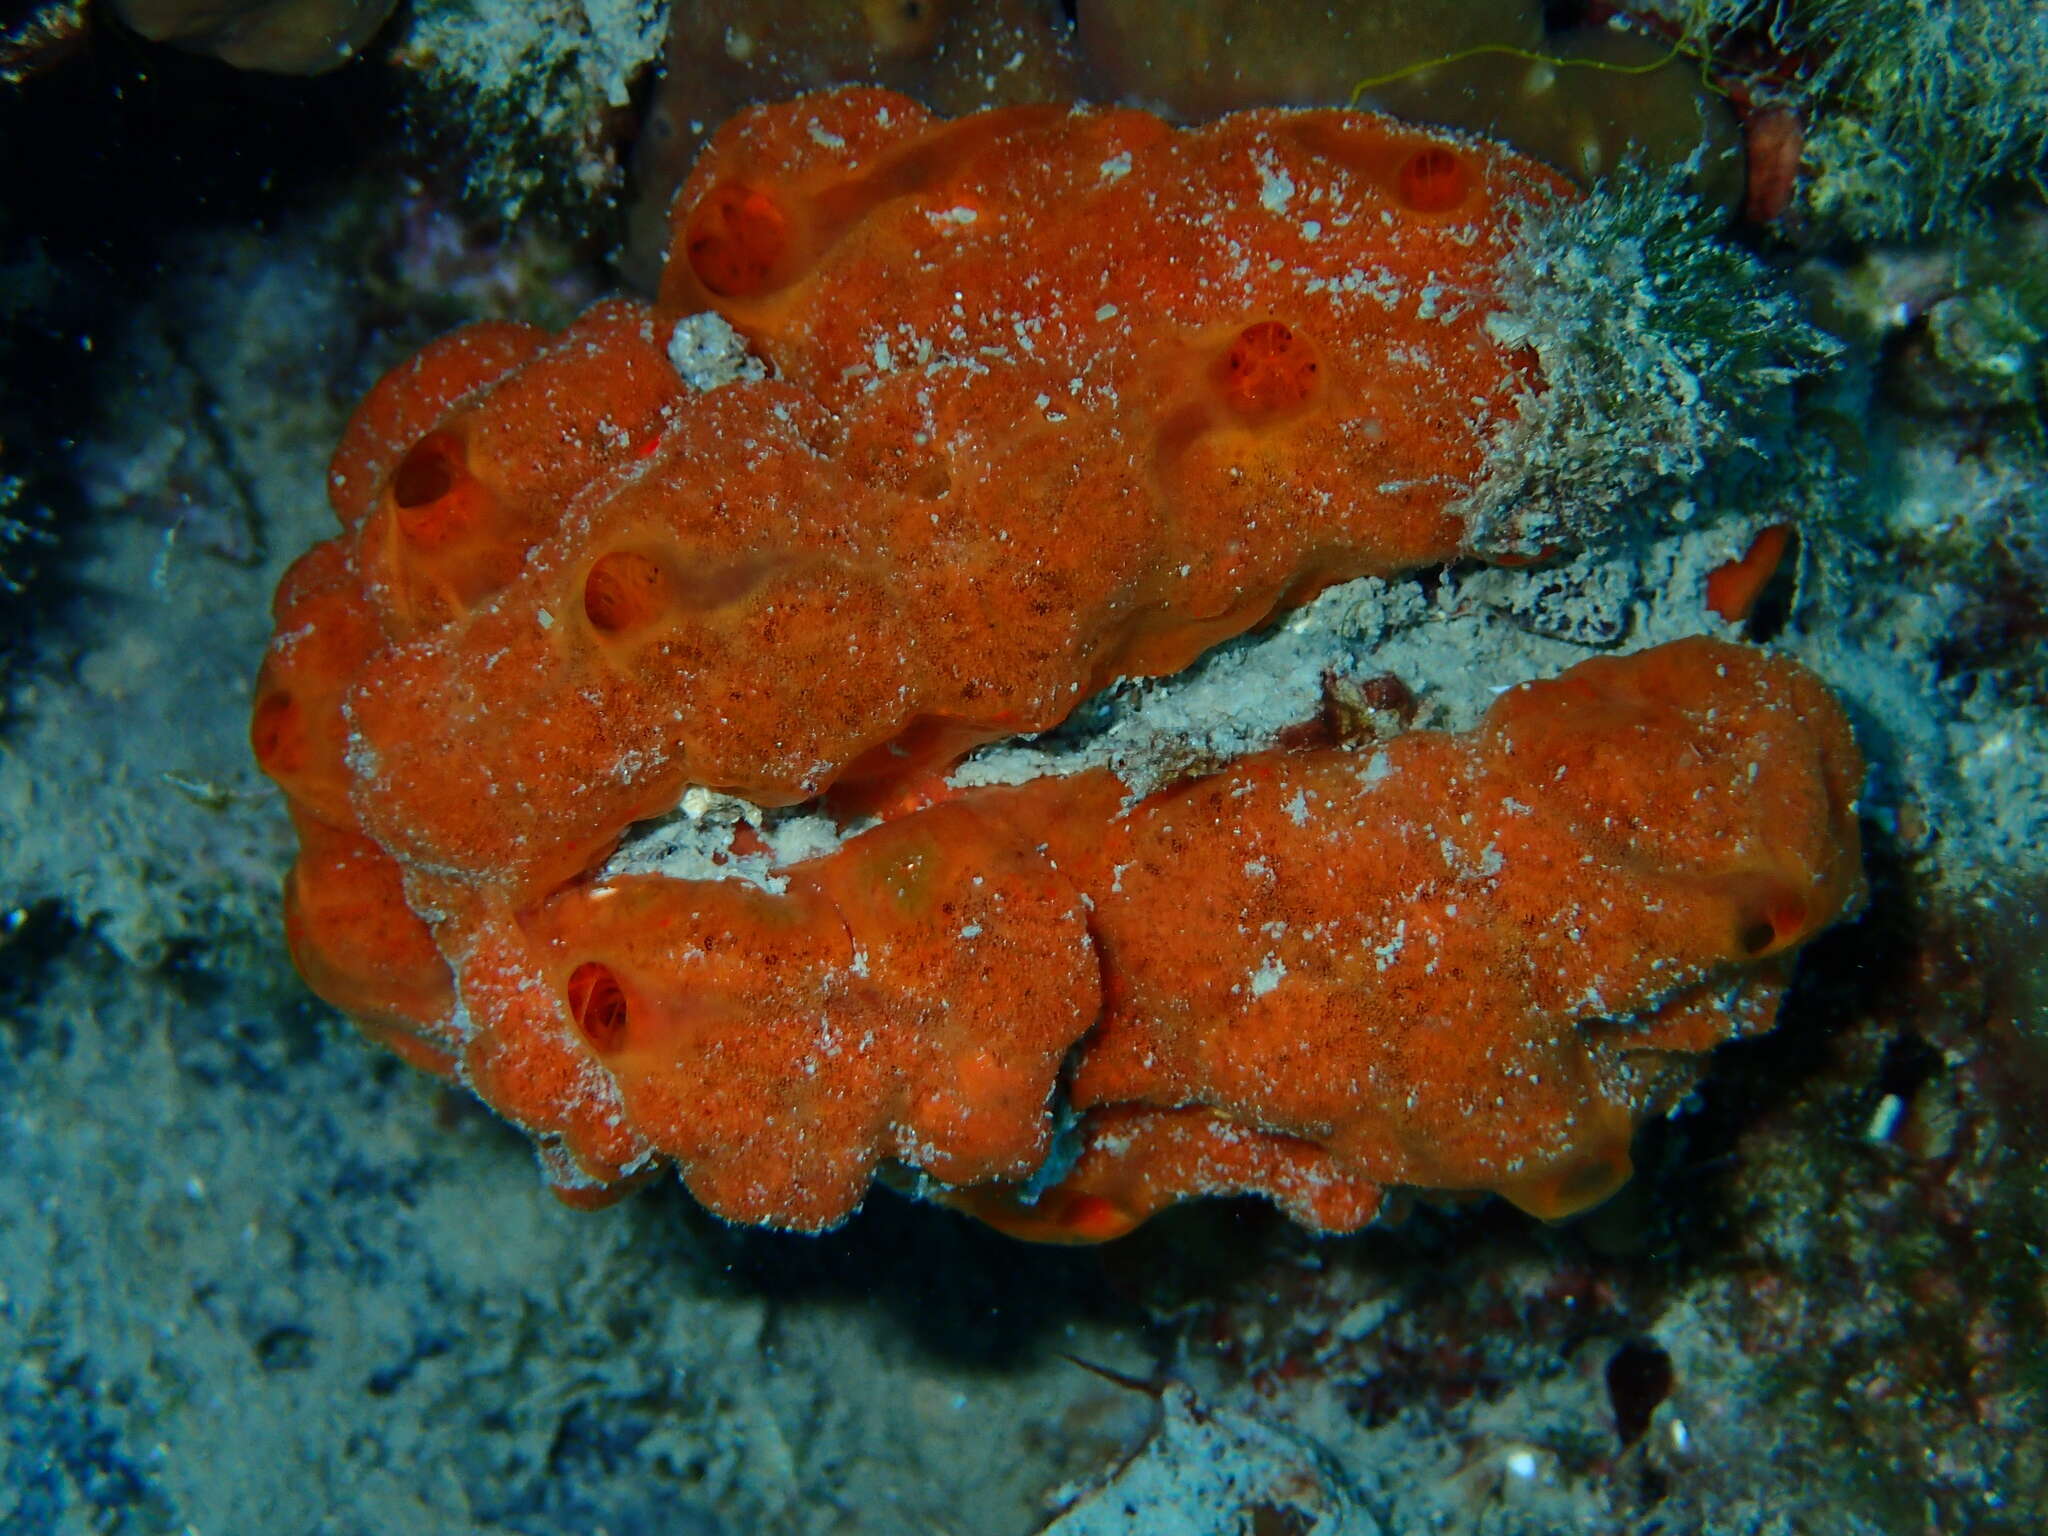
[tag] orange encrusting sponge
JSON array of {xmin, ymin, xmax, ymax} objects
[
  {"xmin": 256, "ymin": 86, "xmax": 1573, "ymax": 925},
  {"xmin": 416, "ymin": 638, "xmax": 1860, "ymax": 1237},
  {"xmin": 249, "ymin": 89, "xmax": 1864, "ymax": 1241},
  {"xmin": 977, "ymin": 636, "xmax": 1864, "ymax": 1240}
]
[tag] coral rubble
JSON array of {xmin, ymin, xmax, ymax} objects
[{"xmin": 396, "ymin": 0, "xmax": 668, "ymax": 222}]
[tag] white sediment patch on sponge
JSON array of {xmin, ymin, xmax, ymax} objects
[
  {"xmin": 601, "ymin": 787, "xmax": 854, "ymax": 893},
  {"xmin": 667, "ymin": 313, "xmax": 768, "ymax": 389}
]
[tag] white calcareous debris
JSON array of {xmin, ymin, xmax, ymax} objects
[
  {"xmin": 601, "ymin": 787, "xmax": 851, "ymax": 894},
  {"xmin": 667, "ymin": 312, "xmax": 769, "ymax": 390}
]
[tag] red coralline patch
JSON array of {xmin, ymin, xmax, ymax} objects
[{"xmin": 252, "ymin": 88, "xmax": 1864, "ymax": 1239}]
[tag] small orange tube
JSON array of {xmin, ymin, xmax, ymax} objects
[{"xmin": 1706, "ymin": 522, "xmax": 1794, "ymax": 622}]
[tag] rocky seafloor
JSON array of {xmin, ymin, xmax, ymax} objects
[{"xmin": 3, "ymin": 4, "xmax": 2045, "ymax": 1533}]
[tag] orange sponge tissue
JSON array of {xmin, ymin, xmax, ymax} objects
[{"xmin": 252, "ymin": 88, "xmax": 1864, "ymax": 1238}]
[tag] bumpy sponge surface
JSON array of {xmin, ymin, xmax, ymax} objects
[{"xmin": 252, "ymin": 89, "xmax": 1863, "ymax": 1238}]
